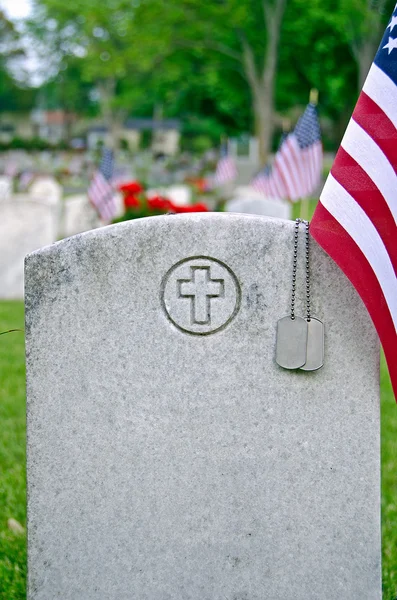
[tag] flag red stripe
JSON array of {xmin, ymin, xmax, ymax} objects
[
  {"xmin": 277, "ymin": 138, "xmax": 302, "ymax": 198},
  {"xmin": 273, "ymin": 161, "xmax": 291, "ymax": 199},
  {"xmin": 275, "ymin": 136, "xmax": 321, "ymax": 201},
  {"xmin": 283, "ymin": 138, "xmax": 304, "ymax": 196},
  {"xmin": 88, "ymin": 171, "xmax": 116, "ymax": 221},
  {"xmin": 311, "ymin": 202, "xmax": 397, "ymax": 396},
  {"xmin": 331, "ymin": 147, "xmax": 397, "ymax": 273},
  {"xmin": 352, "ymin": 92, "xmax": 397, "ymax": 173}
]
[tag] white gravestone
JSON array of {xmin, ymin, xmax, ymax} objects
[
  {"xmin": 147, "ymin": 185, "xmax": 192, "ymax": 207},
  {"xmin": 30, "ymin": 177, "xmax": 62, "ymax": 206},
  {"xmin": 164, "ymin": 184, "xmax": 192, "ymax": 206},
  {"xmin": 0, "ymin": 175, "xmax": 12, "ymax": 201},
  {"xmin": 62, "ymin": 193, "xmax": 124, "ymax": 238},
  {"xmin": 25, "ymin": 214, "xmax": 381, "ymax": 600},
  {"xmin": 29, "ymin": 177, "xmax": 63, "ymax": 238},
  {"xmin": 0, "ymin": 201, "xmax": 56, "ymax": 299},
  {"xmin": 62, "ymin": 194, "xmax": 101, "ymax": 238},
  {"xmin": 226, "ymin": 186, "xmax": 292, "ymax": 220}
]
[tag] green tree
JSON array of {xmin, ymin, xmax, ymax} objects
[
  {"xmin": 0, "ymin": 11, "xmax": 35, "ymax": 112},
  {"xmin": 29, "ymin": 0, "xmax": 154, "ymax": 145},
  {"xmin": 30, "ymin": 0, "xmax": 390, "ymax": 157},
  {"xmin": 136, "ymin": 0, "xmax": 289, "ymax": 163},
  {"xmin": 341, "ymin": 0, "xmax": 395, "ymax": 88},
  {"xmin": 31, "ymin": 0, "xmax": 289, "ymax": 161}
]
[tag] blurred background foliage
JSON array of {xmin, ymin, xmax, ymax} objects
[{"xmin": 0, "ymin": 0, "xmax": 395, "ymax": 157}]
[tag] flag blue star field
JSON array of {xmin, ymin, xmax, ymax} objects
[
  {"xmin": 88, "ymin": 148, "xmax": 118, "ymax": 222},
  {"xmin": 99, "ymin": 147, "xmax": 114, "ymax": 181},
  {"xmin": 311, "ymin": 6, "xmax": 397, "ymax": 399}
]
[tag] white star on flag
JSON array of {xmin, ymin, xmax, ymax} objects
[
  {"xmin": 387, "ymin": 15, "xmax": 397, "ymax": 32},
  {"xmin": 383, "ymin": 36, "xmax": 397, "ymax": 53}
]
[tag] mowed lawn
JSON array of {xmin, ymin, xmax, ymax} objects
[{"xmin": 0, "ymin": 300, "xmax": 396, "ymax": 599}]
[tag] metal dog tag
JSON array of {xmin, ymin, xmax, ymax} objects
[
  {"xmin": 276, "ymin": 316, "xmax": 308, "ymax": 369},
  {"xmin": 300, "ymin": 318, "xmax": 324, "ymax": 371}
]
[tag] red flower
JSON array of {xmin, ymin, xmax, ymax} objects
[
  {"xmin": 147, "ymin": 196, "xmax": 172, "ymax": 211},
  {"xmin": 169, "ymin": 202, "xmax": 209, "ymax": 213},
  {"xmin": 124, "ymin": 194, "xmax": 141, "ymax": 209},
  {"xmin": 119, "ymin": 181, "xmax": 144, "ymax": 195}
]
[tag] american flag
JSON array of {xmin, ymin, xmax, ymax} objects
[
  {"xmin": 19, "ymin": 171, "xmax": 34, "ymax": 191},
  {"xmin": 272, "ymin": 102, "xmax": 323, "ymax": 201},
  {"xmin": 251, "ymin": 164, "xmax": 285, "ymax": 199},
  {"xmin": 212, "ymin": 141, "xmax": 237, "ymax": 186},
  {"xmin": 88, "ymin": 148, "xmax": 117, "ymax": 222},
  {"xmin": 311, "ymin": 6, "xmax": 397, "ymax": 399},
  {"xmin": 251, "ymin": 133, "xmax": 287, "ymax": 199}
]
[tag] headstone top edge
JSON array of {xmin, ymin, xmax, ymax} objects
[{"xmin": 24, "ymin": 212, "xmax": 294, "ymax": 264}]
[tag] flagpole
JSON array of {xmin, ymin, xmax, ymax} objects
[{"xmin": 299, "ymin": 88, "xmax": 318, "ymax": 221}]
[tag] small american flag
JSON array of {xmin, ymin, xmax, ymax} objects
[
  {"xmin": 311, "ymin": 6, "xmax": 397, "ymax": 399},
  {"xmin": 272, "ymin": 103, "xmax": 323, "ymax": 202},
  {"xmin": 88, "ymin": 148, "xmax": 117, "ymax": 222},
  {"xmin": 251, "ymin": 164, "xmax": 285, "ymax": 199},
  {"xmin": 19, "ymin": 171, "xmax": 34, "ymax": 191},
  {"xmin": 212, "ymin": 141, "xmax": 237, "ymax": 186},
  {"xmin": 250, "ymin": 133, "xmax": 288, "ymax": 199}
]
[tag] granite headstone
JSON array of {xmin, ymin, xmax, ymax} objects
[{"xmin": 25, "ymin": 213, "xmax": 381, "ymax": 600}]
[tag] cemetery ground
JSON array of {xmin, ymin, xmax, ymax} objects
[{"xmin": 0, "ymin": 295, "xmax": 396, "ymax": 598}]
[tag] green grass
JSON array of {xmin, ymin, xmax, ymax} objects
[
  {"xmin": 381, "ymin": 354, "xmax": 397, "ymax": 600},
  {"xmin": 0, "ymin": 300, "xmax": 396, "ymax": 598},
  {"xmin": 0, "ymin": 301, "xmax": 26, "ymax": 600}
]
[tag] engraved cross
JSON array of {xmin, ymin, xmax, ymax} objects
[{"xmin": 178, "ymin": 266, "xmax": 225, "ymax": 325}]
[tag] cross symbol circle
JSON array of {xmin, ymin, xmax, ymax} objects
[
  {"xmin": 178, "ymin": 266, "xmax": 225, "ymax": 325},
  {"xmin": 161, "ymin": 256, "xmax": 241, "ymax": 335}
]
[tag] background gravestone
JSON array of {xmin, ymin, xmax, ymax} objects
[
  {"xmin": 0, "ymin": 200, "xmax": 57, "ymax": 299},
  {"xmin": 25, "ymin": 213, "xmax": 381, "ymax": 600},
  {"xmin": 226, "ymin": 188, "xmax": 292, "ymax": 220},
  {"xmin": 29, "ymin": 177, "xmax": 62, "ymax": 206},
  {"xmin": 62, "ymin": 194, "xmax": 101, "ymax": 238},
  {"xmin": 0, "ymin": 175, "xmax": 12, "ymax": 201}
]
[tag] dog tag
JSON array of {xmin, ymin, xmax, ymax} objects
[
  {"xmin": 276, "ymin": 316, "xmax": 308, "ymax": 369},
  {"xmin": 300, "ymin": 318, "xmax": 324, "ymax": 371}
]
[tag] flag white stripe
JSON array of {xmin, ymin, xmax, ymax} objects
[
  {"xmin": 273, "ymin": 170, "xmax": 286, "ymax": 197},
  {"xmin": 275, "ymin": 151, "xmax": 299, "ymax": 199},
  {"xmin": 341, "ymin": 118, "xmax": 397, "ymax": 224},
  {"xmin": 305, "ymin": 142, "xmax": 322, "ymax": 193},
  {"xmin": 89, "ymin": 172, "xmax": 116, "ymax": 220},
  {"xmin": 363, "ymin": 63, "xmax": 397, "ymax": 130},
  {"xmin": 280, "ymin": 137, "xmax": 303, "ymax": 198},
  {"xmin": 320, "ymin": 174, "xmax": 397, "ymax": 331},
  {"xmin": 273, "ymin": 162, "xmax": 291, "ymax": 198},
  {"xmin": 290, "ymin": 137, "xmax": 309, "ymax": 195}
]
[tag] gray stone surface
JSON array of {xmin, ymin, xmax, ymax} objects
[{"xmin": 25, "ymin": 213, "xmax": 381, "ymax": 600}]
